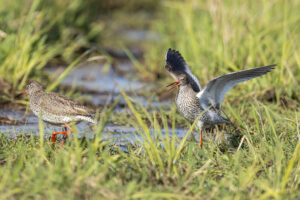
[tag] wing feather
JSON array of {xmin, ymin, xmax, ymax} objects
[
  {"xmin": 41, "ymin": 92, "xmax": 94, "ymax": 116},
  {"xmin": 197, "ymin": 65, "xmax": 275, "ymax": 109},
  {"xmin": 165, "ymin": 48, "xmax": 201, "ymax": 92}
]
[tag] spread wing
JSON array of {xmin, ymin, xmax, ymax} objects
[
  {"xmin": 41, "ymin": 92, "xmax": 94, "ymax": 116},
  {"xmin": 196, "ymin": 65, "xmax": 275, "ymax": 109},
  {"xmin": 165, "ymin": 48, "xmax": 201, "ymax": 92}
]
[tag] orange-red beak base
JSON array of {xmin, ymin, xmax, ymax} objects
[
  {"xmin": 166, "ymin": 81, "xmax": 180, "ymax": 91},
  {"xmin": 15, "ymin": 90, "xmax": 27, "ymax": 98}
]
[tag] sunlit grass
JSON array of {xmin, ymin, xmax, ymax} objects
[
  {"xmin": 0, "ymin": 0, "xmax": 104, "ymax": 100},
  {"xmin": 147, "ymin": 0, "xmax": 299, "ymax": 102},
  {"xmin": 0, "ymin": 0, "xmax": 299, "ymax": 199},
  {"xmin": 0, "ymin": 88, "xmax": 299, "ymax": 199}
]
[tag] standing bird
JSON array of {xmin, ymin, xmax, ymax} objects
[
  {"xmin": 16, "ymin": 81, "xmax": 95, "ymax": 145},
  {"xmin": 165, "ymin": 48, "xmax": 275, "ymax": 148}
]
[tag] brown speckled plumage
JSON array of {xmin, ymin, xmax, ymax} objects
[
  {"xmin": 165, "ymin": 48, "xmax": 275, "ymax": 147},
  {"xmin": 20, "ymin": 81, "xmax": 95, "ymax": 145},
  {"xmin": 26, "ymin": 81, "xmax": 95, "ymax": 125}
]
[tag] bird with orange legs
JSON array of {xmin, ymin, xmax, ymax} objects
[
  {"xmin": 16, "ymin": 81, "xmax": 95, "ymax": 146},
  {"xmin": 165, "ymin": 48, "xmax": 275, "ymax": 148}
]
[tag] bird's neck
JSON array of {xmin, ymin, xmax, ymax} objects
[
  {"xmin": 176, "ymin": 85, "xmax": 197, "ymax": 100},
  {"xmin": 178, "ymin": 84, "xmax": 195, "ymax": 94},
  {"xmin": 29, "ymin": 90, "xmax": 44, "ymax": 98}
]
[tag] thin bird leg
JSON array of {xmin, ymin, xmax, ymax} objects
[
  {"xmin": 51, "ymin": 131, "xmax": 68, "ymax": 144},
  {"xmin": 59, "ymin": 127, "xmax": 68, "ymax": 147},
  {"xmin": 64, "ymin": 123, "xmax": 73, "ymax": 131},
  {"xmin": 59, "ymin": 123, "xmax": 73, "ymax": 147},
  {"xmin": 199, "ymin": 132, "xmax": 203, "ymax": 148}
]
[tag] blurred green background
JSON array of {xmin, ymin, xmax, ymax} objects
[
  {"xmin": 0, "ymin": 0, "xmax": 299, "ymax": 199},
  {"xmin": 0, "ymin": 0, "xmax": 299, "ymax": 102}
]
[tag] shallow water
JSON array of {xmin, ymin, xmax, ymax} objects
[
  {"xmin": 0, "ymin": 108, "xmax": 192, "ymax": 146},
  {"xmin": 121, "ymin": 29, "xmax": 161, "ymax": 42},
  {"xmin": 0, "ymin": 61, "xmax": 178, "ymax": 145},
  {"xmin": 48, "ymin": 63, "xmax": 170, "ymax": 106},
  {"xmin": 53, "ymin": 64, "xmax": 144, "ymax": 93},
  {"xmin": 0, "ymin": 60, "xmax": 232, "ymax": 146}
]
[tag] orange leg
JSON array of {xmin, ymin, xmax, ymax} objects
[
  {"xmin": 64, "ymin": 123, "xmax": 73, "ymax": 132},
  {"xmin": 51, "ymin": 131, "xmax": 68, "ymax": 144},
  {"xmin": 199, "ymin": 132, "xmax": 203, "ymax": 148},
  {"xmin": 51, "ymin": 123, "xmax": 73, "ymax": 146},
  {"xmin": 59, "ymin": 133, "xmax": 69, "ymax": 147}
]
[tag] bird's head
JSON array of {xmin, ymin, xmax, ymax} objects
[
  {"xmin": 165, "ymin": 48, "xmax": 188, "ymax": 90},
  {"xmin": 165, "ymin": 49, "xmax": 200, "ymax": 92},
  {"xmin": 15, "ymin": 80, "xmax": 44, "ymax": 98},
  {"xmin": 166, "ymin": 73, "xmax": 189, "ymax": 90}
]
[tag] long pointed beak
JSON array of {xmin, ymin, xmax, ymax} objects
[
  {"xmin": 166, "ymin": 81, "xmax": 180, "ymax": 91},
  {"xmin": 15, "ymin": 90, "xmax": 27, "ymax": 98}
]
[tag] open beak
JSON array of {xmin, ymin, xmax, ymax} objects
[
  {"xmin": 166, "ymin": 81, "xmax": 180, "ymax": 91},
  {"xmin": 15, "ymin": 90, "xmax": 27, "ymax": 98}
]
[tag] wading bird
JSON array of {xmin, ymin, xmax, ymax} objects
[
  {"xmin": 16, "ymin": 81, "xmax": 95, "ymax": 146},
  {"xmin": 165, "ymin": 48, "xmax": 275, "ymax": 148}
]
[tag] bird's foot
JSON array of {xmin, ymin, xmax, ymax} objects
[
  {"xmin": 51, "ymin": 131, "xmax": 69, "ymax": 145},
  {"xmin": 51, "ymin": 123, "xmax": 73, "ymax": 147}
]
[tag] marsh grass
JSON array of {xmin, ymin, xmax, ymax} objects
[
  {"xmin": 0, "ymin": 0, "xmax": 104, "ymax": 100},
  {"xmin": 0, "ymin": 92, "xmax": 299, "ymax": 199},
  {"xmin": 0, "ymin": 0, "xmax": 299, "ymax": 199},
  {"xmin": 147, "ymin": 0, "xmax": 299, "ymax": 101}
]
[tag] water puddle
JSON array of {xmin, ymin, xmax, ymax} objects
[
  {"xmin": 0, "ymin": 61, "xmax": 175, "ymax": 145},
  {"xmin": 121, "ymin": 29, "xmax": 161, "ymax": 42},
  {"xmin": 48, "ymin": 62, "xmax": 170, "ymax": 108},
  {"xmin": 90, "ymin": 94, "xmax": 169, "ymax": 108},
  {"xmin": 51, "ymin": 63, "xmax": 144, "ymax": 93},
  {"xmin": 0, "ymin": 111, "xmax": 193, "ymax": 146},
  {"xmin": 1, "ymin": 60, "xmax": 231, "ymax": 146}
]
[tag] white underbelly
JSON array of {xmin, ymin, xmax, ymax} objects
[
  {"xmin": 33, "ymin": 110, "xmax": 73, "ymax": 124},
  {"xmin": 42, "ymin": 114, "xmax": 73, "ymax": 124}
]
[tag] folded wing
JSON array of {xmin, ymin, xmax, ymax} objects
[
  {"xmin": 196, "ymin": 65, "xmax": 275, "ymax": 109},
  {"xmin": 42, "ymin": 92, "xmax": 94, "ymax": 116}
]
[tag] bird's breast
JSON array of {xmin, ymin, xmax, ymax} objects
[{"xmin": 175, "ymin": 89, "xmax": 203, "ymax": 121}]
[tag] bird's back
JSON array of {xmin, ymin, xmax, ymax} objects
[
  {"xmin": 29, "ymin": 91, "xmax": 94, "ymax": 124},
  {"xmin": 42, "ymin": 92, "xmax": 93, "ymax": 116}
]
